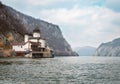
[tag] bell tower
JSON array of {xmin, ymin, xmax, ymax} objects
[{"xmin": 33, "ymin": 27, "xmax": 40, "ymax": 38}]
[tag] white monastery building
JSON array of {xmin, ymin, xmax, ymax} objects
[{"xmin": 13, "ymin": 27, "xmax": 53, "ymax": 58}]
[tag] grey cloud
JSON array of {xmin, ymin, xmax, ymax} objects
[{"xmin": 105, "ymin": 0, "xmax": 120, "ymax": 12}]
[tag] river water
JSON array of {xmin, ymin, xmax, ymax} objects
[{"xmin": 0, "ymin": 57, "xmax": 120, "ymax": 84}]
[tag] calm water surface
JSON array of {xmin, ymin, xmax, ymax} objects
[{"xmin": 0, "ymin": 56, "xmax": 120, "ymax": 84}]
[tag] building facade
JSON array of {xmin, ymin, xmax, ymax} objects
[{"xmin": 13, "ymin": 28, "xmax": 53, "ymax": 58}]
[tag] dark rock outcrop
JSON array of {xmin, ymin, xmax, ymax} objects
[
  {"xmin": 95, "ymin": 38, "xmax": 120, "ymax": 56},
  {"xmin": 0, "ymin": 2, "xmax": 77, "ymax": 56}
]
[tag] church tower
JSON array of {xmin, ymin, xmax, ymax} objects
[{"xmin": 33, "ymin": 27, "xmax": 40, "ymax": 38}]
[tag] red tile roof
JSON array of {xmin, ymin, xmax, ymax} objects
[
  {"xmin": 13, "ymin": 41, "xmax": 41, "ymax": 46},
  {"xmin": 13, "ymin": 42, "xmax": 25, "ymax": 46},
  {"xmin": 29, "ymin": 41, "xmax": 41, "ymax": 45}
]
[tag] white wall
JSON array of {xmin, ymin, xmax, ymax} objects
[
  {"xmin": 13, "ymin": 45, "xmax": 24, "ymax": 51},
  {"xmin": 39, "ymin": 39, "xmax": 46, "ymax": 48},
  {"xmin": 29, "ymin": 39, "xmax": 37, "ymax": 42},
  {"xmin": 24, "ymin": 35, "xmax": 29, "ymax": 43},
  {"xmin": 24, "ymin": 42, "xmax": 32, "ymax": 51},
  {"xmin": 13, "ymin": 42, "xmax": 32, "ymax": 52}
]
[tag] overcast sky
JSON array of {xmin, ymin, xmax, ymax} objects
[{"xmin": 1, "ymin": 0, "xmax": 120, "ymax": 48}]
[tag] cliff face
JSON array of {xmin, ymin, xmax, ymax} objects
[
  {"xmin": 95, "ymin": 38, "xmax": 120, "ymax": 56},
  {"xmin": 0, "ymin": 2, "xmax": 77, "ymax": 56}
]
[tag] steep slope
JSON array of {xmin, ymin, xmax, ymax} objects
[
  {"xmin": 95, "ymin": 38, "xmax": 120, "ymax": 56},
  {"xmin": 0, "ymin": 2, "xmax": 77, "ymax": 56},
  {"xmin": 74, "ymin": 46, "xmax": 96, "ymax": 56}
]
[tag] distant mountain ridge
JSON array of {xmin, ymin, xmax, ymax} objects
[
  {"xmin": 74, "ymin": 46, "xmax": 96, "ymax": 56},
  {"xmin": 0, "ymin": 2, "xmax": 77, "ymax": 56},
  {"xmin": 95, "ymin": 38, "xmax": 120, "ymax": 56}
]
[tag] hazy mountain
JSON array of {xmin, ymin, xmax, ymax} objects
[
  {"xmin": 74, "ymin": 46, "xmax": 96, "ymax": 56},
  {"xmin": 95, "ymin": 38, "xmax": 120, "ymax": 56},
  {"xmin": 0, "ymin": 2, "xmax": 77, "ymax": 56}
]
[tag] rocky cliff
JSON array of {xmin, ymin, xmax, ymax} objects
[
  {"xmin": 0, "ymin": 2, "xmax": 77, "ymax": 56},
  {"xmin": 95, "ymin": 38, "xmax": 120, "ymax": 56}
]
